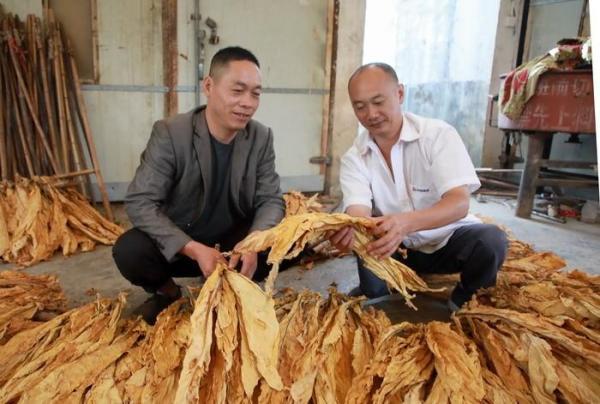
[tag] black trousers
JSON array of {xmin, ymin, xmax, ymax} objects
[
  {"xmin": 112, "ymin": 228, "xmax": 279, "ymax": 293},
  {"xmin": 357, "ymin": 223, "xmax": 508, "ymax": 305}
]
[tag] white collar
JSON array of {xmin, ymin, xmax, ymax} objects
[{"xmin": 355, "ymin": 112, "xmax": 421, "ymax": 156}]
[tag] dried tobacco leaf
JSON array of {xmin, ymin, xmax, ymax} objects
[
  {"xmin": 425, "ymin": 322, "xmax": 485, "ymax": 403},
  {"xmin": 0, "ymin": 294, "xmax": 134, "ymax": 402},
  {"xmin": 259, "ymin": 289, "xmax": 390, "ymax": 404},
  {"xmin": 284, "ymin": 191, "xmax": 323, "ymax": 216},
  {"xmin": 175, "ymin": 265, "xmax": 282, "ymax": 403},
  {"xmin": 0, "ymin": 271, "xmax": 66, "ymax": 344},
  {"xmin": 235, "ymin": 212, "xmax": 442, "ymax": 307},
  {"xmin": 347, "ymin": 323, "xmax": 432, "ymax": 404},
  {"xmin": 0, "ymin": 177, "xmax": 123, "ymax": 267},
  {"xmin": 457, "ymin": 304, "xmax": 600, "ymax": 404}
]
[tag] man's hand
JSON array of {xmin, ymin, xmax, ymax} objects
[
  {"xmin": 368, "ymin": 213, "xmax": 413, "ymax": 259},
  {"xmin": 329, "ymin": 226, "xmax": 354, "ymax": 252},
  {"xmin": 228, "ymin": 251, "xmax": 258, "ymax": 279},
  {"xmin": 329, "ymin": 204, "xmax": 371, "ymax": 253},
  {"xmin": 180, "ymin": 241, "xmax": 226, "ymax": 278}
]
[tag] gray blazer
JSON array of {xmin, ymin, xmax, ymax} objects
[{"xmin": 125, "ymin": 106, "xmax": 284, "ymax": 261}]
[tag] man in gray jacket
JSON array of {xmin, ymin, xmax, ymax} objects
[{"xmin": 113, "ymin": 47, "xmax": 284, "ymax": 324}]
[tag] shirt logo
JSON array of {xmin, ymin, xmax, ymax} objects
[{"xmin": 412, "ymin": 186, "xmax": 430, "ymax": 192}]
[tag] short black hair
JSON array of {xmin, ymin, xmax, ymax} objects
[
  {"xmin": 349, "ymin": 62, "xmax": 399, "ymax": 86},
  {"xmin": 209, "ymin": 46, "xmax": 260, "ymax": 77}
]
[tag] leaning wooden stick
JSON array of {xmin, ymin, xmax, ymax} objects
[
  {"xmin": 35, "ymin": 18, "xmax": 60, "ymax": 166},
  {"xmin": 0, "ymin": 58, "xmax": 7, "ymax": 180},
  {"xmin": 67, "ymin": 41, "xmax": 114, "ymax": 221},
  {"xmin": 7, "ymin": 35, "xmax": 59, "ymax": 174},
  {"xmin": 56, "ymin": 33, "xmax": 86, "ymax": 195},
  {"xmin": 9, "ymin": 76, "xmax": 35, "ymax": 177},
  {"xmin": 50, "ymin": 24, "xmax": 69, "ymax": 173}
]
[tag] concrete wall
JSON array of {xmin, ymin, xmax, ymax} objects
[{"xmin": 363, "ymin": 0, "xmax": 501, "ymax": 165}]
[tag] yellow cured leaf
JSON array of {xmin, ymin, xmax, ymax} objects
[
  {"xmin": 176, "ymin": 265, "xmax": 283, "ymax": 403},
  {"xmin": 235, "ymin": 212, "xmax": 443, "ymax": 307},
  {"xmin": 0, "ymin": 177, "xmax": 123, "ymax": 267}
]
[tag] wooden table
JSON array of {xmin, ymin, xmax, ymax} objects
[{"xmin": 498, "ymin": 70, "xmax": 597, "ymax": 218}]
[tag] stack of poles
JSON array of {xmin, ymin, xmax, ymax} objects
[{"xmin": 0, "ymin": 9, "xmax": 113, "ymax": 221}]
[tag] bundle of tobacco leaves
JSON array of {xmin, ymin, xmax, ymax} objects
[
  {"xmin": 0, "ymin": 177, "xmax": 123, "ymax": 267},
  {"xmin": 455, "ymin": 303, "xmax": 600, "ymax": 403},
  {"xmin": 1, "ymin": 204, "xmax": 598, "ymax": 403},
  {"xmin": 175, "ymin": 264, "xmax": 283, "ymax": 403},
  {"xmin": 284, "ymin": 192, "xmax": 347, "ymax": 268},
  {"xmin": 234, "ymin": 212, "xmax": 443, "ymax": 307},
  {"xmin": 499, "ymin": 252, "xmax": 566, "ymax": 284},
  {"xmin": 284, "ymin": 191, "xmax": 323, "ymax": 217},
  {"xmin": 258, "ymin": 288, "xmax": 390, "ymax": 403},
  {"xmin": 0, "ymin": 270, "xmax": 66, "ymax": 344},
  {"xmin": 0, "ymin": 294, "xmax": 146, "ymax": 402},
  {"xmin": 346, "ymin": 321, "xmax": 487, "ymax": 403},
  {"xmin": 476, "ymin": 269, "xmax": 600, "ymax": 329},
  {"xmin": 85, "ymin": 299, "xmax": 190, "ymax": 402}
]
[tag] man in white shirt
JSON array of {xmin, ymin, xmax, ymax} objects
[{"xmin": 331, "ymin": 63, "xmax": 507, "ymax": 311}]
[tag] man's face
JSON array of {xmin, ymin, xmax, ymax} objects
[
  {"xmin": 348, "ymin": 68, "xmax": 404, "ymax": 139},
  {"xmin": 203, "ymin": 60, "xmax": 262, "ymax": 134}
]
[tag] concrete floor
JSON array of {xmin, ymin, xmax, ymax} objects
[{"xmin": 3, "ymin": 196, "xmax": 599, "ymax": 321}]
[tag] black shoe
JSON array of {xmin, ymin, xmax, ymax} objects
[
  {"xmin": 134, "ymin": 290, "xmax": 181, "ymax": 325},
  {"xmin": 348, "ymin": 286, "xmax": 364, "ymax": 297},
  {"xmin": 448, "ymin": 282, "xmax": 472, "ymax": 312}
]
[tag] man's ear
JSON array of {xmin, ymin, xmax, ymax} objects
[
  {"xmin": 397, "ymin": 83, "xmax": 405, "ymax": 104},
  {"xmin": 202, "ymin": 76, "xmax": 213, "ymax": 97}
]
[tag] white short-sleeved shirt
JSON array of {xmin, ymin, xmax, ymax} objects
[{"xmin": 341, "ymin": 112, "xmax": 481, "ymax": 253}]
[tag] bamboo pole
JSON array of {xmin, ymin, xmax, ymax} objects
[
  {"xmin": 8, "ymin": 74, "xmax": 35, "ymax": 177},
  {"xmin": 0, "ymin": 105, "xmax": 6, "ymax": 180},
  {"xmin": 9, "ymin": 18, "xmax": 39, "ymax": 173},
  {"xmin": 66, "ymin": 84, "xmax": 93, "ymax": 198},
  {"xmin": 14, "ymin": 74, "xmax": 42, "ymax": 175},
  {"xmin": 7, "ymin": 35, "xmax": 59, "ymax": 174},
  {"xmin": 27, "ymin": 16, "xmax": 45, "ymax": 172},
  {"xmin": 53, "ymin": 168, "xmax": 95, "ymax": 179},
  {"xmin": 0, "ymin": 52, "xmax": 7, "ymax": 180},
  {"xmin": 0, "ymin": 53, "xmax": 16, "ymax": 179},
  {"xmin": 27, "ymin": 16, "xmax": 38, "ymax": 117},
  {"xmin": 57, "ymin": 34, "xmax": 86, "ymax": 195},
  {"xmin": 7, "ymin": 28, "xmax": 42, "ymax": 176},
  {"xmin": 67, "ymin": 46, "xmax": 114, "ymax": 221},
  {"xmin": 35, "ymin": 18, "xmax": 60, "ymax": 167},
  {"xmin": 49, "ymin": 21, "xmax": 69, "ymax": 173}
]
